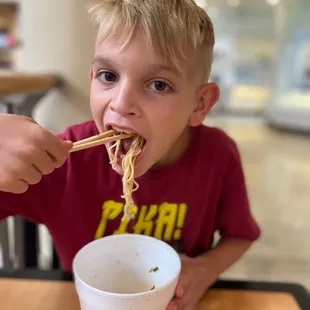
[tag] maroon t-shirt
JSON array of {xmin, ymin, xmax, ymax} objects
[{"xmin": 0, "ymin": 121, "xmax": 260, "ymax": 272}]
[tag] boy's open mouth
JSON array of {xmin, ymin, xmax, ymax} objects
[{"xmin": 106, "ymin": 125, "xmax": 147, "ymax": 160}]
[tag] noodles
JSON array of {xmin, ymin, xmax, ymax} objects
[
  {"xmin": 109, "ymin": 140, "xmax": 121, "ymax": 170},
  {"xmin": 109, "ymin": 134, "xmax": 145, "ymax": 221}
]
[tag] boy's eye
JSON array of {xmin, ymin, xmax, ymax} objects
[
  {"xmin": 149, "ymin": 80, "xmax": 172, "ymax": 92},
  {"xmin": 154, "ymin": 81, "xmax": 168, "ymax": 91},
  {"xmin": 97, "ymin": 71, "xmax": 118, "ymax": 82}
]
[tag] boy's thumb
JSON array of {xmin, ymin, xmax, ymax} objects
[{"xmin": 63, "ymin": 140, "xmax": 74, "ymax": 150}]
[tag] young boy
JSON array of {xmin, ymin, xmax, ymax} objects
[{"xmin": 0, "ymin": 1, "xmax": 260, "ymax": 309}]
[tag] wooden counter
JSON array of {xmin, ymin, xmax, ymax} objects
[
  {"xmin": 0, "ymin": 71, "xmax": 61, "ymax": 97},
  {"xmin": 0, "ymin": 278, "xmax": 303, "ymax": 310}
]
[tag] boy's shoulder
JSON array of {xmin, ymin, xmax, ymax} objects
[
  {"xmin": 197, "ymin": 124, "xmax": 239, "ymax": 156},
  {"xmin": 192, "ymin": 124, "xmax": 243, "ymax": 174},
  {"xmin": 57, "ymin": 120, "xmax": 99, "ymax": 142}
]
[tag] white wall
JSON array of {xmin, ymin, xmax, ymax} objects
[
  {"xmin": 236, "ymin": 37, "xmax": 275, "ymax": 63},
  {"xmin": 17, "ymin": 0, "xmax": 95, "ymax": 134},
  {"xmin": 14, "ymin": 0, "xmax": 97, "ymax": 268}
]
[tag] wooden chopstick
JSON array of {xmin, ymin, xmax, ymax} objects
[
  {"xmin": 69, "ymin": 131, "xmax": 135, "ymax": 153},
  {"xmin": 72, "ymin": 129, "xmax": 117, "ymax": 146}
]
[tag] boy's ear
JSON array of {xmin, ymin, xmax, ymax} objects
[{"xmin": 188, "ymin": 83, "xmax": 220, "ymax": 127}]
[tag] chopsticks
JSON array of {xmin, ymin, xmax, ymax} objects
[{"xmin": 69, "ymin": 129, "xmax": 135, "ymax": 153}]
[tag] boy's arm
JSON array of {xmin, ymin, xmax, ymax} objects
[
  {"xmin": 194, "ymin": 237, "xmax": 252, "ymax": 281},
  {"xmin": 169, "ymin": 238, "xmax": 254, "ymax": 310},
  {"xmin": 201, "ymin": 138, "xmax": 260, "ymax": 277}
]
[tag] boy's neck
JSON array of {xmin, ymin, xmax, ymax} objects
[{"xmin": 154, "ymin": 126, "xmax": 192, "ymax": 168}]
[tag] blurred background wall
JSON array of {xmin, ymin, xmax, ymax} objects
[{"xmin": 1, "ymin": 0, "xmax": 94, "ymax": 133}]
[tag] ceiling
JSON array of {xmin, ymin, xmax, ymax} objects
[{"xmin": 195, "ymin": 0, "xmax": 290, "ymax": 14}]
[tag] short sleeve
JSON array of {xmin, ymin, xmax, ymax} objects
[
  {"xmin": 0, "ymin": 158, "xmax": 67, "ymax": 226},
  {"xmin": 215, "ymin": 141, "xmax": 261, "ymax": 241}
]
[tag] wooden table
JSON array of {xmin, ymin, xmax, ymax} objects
[
  {"xmin": 0, "ymin": 276, "xmax": 307, "ymax": 310},
  {"xmin": 197, "ymin": 289, "xmax": 302, "ymax": 310}
]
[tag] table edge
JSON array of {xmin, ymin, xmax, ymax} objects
[{"xmin": 0, "ymin": 270, "xmax": 309, "ymax": 309}]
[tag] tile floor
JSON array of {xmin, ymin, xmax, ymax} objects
[{"xmin": 204, "ymin": 116, "xmax": 310, "ymax": 291}]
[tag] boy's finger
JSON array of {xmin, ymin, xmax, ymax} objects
[
  {"xmin": 175, "ymin": 283, "xmax": 184, "ymax": 298},
  {"xmin": 22, "ymin": 166, "xmax": 42, "ymax": 185},
  {"xmin": 12, "ymin": 180, "xmax": 29, "ymax": 194},
  {"xmin": 45, "ymin": 138, "xmax": 72, "ymax": 168},
  {"xmin": 34, "ymin": 151, "xmax": 56, "ymax": 176},
  {"xmin": 63, "ymin": 140, "xmax": 74, "ymax": 149},
  {"xmin": 167, "ymin": 297, "xmax": 187, "ymax": 310},
  {"xmin": 166, "ymin": 299, "xmax": 179, "ymax": 310}
]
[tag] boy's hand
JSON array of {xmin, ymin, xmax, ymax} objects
[
  {"xmin": 167, "ymin": 255, "xmax": 217, "ymax": 310},
  {"xmin": 0, "ymin": 114, "xmax": 73, "ymax": 194}
]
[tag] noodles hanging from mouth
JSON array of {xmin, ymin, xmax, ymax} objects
[
  {"xmin": 109, "ymin": 135, "xmax": 145, "ymax": 221},
  {"xmin": 109, "ymin": 140, "xmax": 121, "ymax": 170}
]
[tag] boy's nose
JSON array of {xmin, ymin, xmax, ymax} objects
[{"xmin": 110, "ymin": 82, "xmax": 142, "ymax": 117}]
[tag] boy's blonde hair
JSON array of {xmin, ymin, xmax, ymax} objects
[{"xmin": 88, "ymin": 0, "xmax": 215, "ymax": 82}]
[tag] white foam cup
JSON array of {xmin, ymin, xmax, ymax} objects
[{"xmin": 73, "ymin": 234, "xmax": 181, "ymax": 310}]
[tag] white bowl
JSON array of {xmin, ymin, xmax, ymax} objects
[{"xmin": 73, "ymin": 234, "xmax": 181, "ymax": 310}]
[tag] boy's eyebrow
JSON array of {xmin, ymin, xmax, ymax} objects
[
  {"xmin": 92, "ymin": 56, "xmax": 115, "ymax": 67},
  {"xmin": 92, "ymin": 56, "xmax": 182, "ymax": 78},
  {"xmin": 149, "ymin": 63, "xmax": 182, "ymax": 78}
]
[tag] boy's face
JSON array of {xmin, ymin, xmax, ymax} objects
[{"xmin": 90, "ymin": 28, "xmax": 219, "ymax": 177}]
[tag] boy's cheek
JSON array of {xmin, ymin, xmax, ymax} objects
[{"xmin": 89, "ymin": 101, "xmax": 104, "ymax": 128}]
